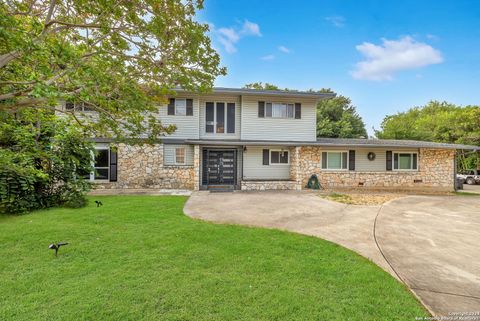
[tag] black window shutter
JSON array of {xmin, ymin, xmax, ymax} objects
[
  {"xmin": 413, "ymin": 153, "xmax": 418, "ymax": 169},
  {"xmin": 109, "ymin": 148, "xmax": 117, "ymax": 182},
  {"xmin": 386, "ymin": 151, "xmax": 392, "ymax": 171},
  {"xmin": 294, "ymin": 103, "xmax": 301, "ymax": 119},
  {"xmin": 262, "ymin": 149, "xmax": 269, "ymax": 165},
  {"xmin": 186, "ymin": 99, "xmax": 193, "ymax": 116},
  {"xmin": 394, "ymin": 153, "xmax": 399, "ymax": 169},
  {"xmin": 258, "ymin": 101, "xmax": 265, "ymax": 118},
  {"xmin": 322, "ymin": 152, "xmax": 327, "ymax": 168},
  {"xmin": 227, "ymin": 103, "xmax": 235, "ymax": 133},
  {"xmin": 349, "ymin": 150, "xmax": 355, "ymax": 171},
  {"xmin": 202, "ymin": 149, "xmax": 208, "ymax": 185},
  {"xmin": 167, "ymin": 98, "xmax": 175, "ymax": 115}
]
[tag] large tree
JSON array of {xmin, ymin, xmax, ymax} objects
[
  {"xmin": 0, "ymin": 0, "xmax": 226, "ymax": 139},
  {"xmin": 376, "ymin": 101, "xmax": 480, "ymax": 169},
  {"xmin": 316, "ymin": 89, "xmax": 367, "ymax": 138}
]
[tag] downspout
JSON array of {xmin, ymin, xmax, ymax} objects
[{"xmin": 454, "ymin": 150, "xmax": 458, "ymax": 192}]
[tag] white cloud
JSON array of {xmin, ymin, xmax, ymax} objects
[
  {"xmin": 351, "ymin": 36, "xmax": 443, "ymax": 81},
  {"xmin": 241, "ymin": 20, "xmax": 262, "ymax": 37},
  {"xmin": 325, "ymin": 16, "xmax": 345, "ymax": 28},
  {"xmin": 278, "ymin": 45, "xmax": 290, "ymax": 53},
  {"xmin": 211, "ymin": 20, "xmax": 261, "ymax": 54},
  {"xmin": 261, "ymin": 54, "xmax": 275, "ymax": 61}
]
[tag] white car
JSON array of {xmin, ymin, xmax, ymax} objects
[{"xmin": 457, "ymin": 170, "xmax": 480, "ymax": 185}]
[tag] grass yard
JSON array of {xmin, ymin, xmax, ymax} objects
[{"xmin": 0, "ymin": 196, "xmax": 427, "ymax": 320}]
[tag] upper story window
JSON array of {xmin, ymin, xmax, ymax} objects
[
  {"xmin": 205, "ymin": 102, "xmax": 235, "ymax": 134},
  {"xmin": 168, "ymin": 98, "xmax": 193, "ymax": 116},
  {"xmin": 65, "ymin": 101, "xmax": 95, "ymax": 112},
  {"xmin": 258, "ymin": 101, "xmax": 301, "ymax": 119},
  {"xmin": 393, "ymin": 152, "xmax": 418, "ymax": 171},
  {"xmin": 321, "ymin": 151, "xmax": 348, "ymax": 170}
]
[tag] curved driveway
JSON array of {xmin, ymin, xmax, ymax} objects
[{"xmin": 184, "ymin": 191, "xmax": 480, "ymax": 316}]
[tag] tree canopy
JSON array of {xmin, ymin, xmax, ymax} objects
[
  {"xmin": 375, "ymin": 101, "xmax": 480, "ymax": 145},
  {"xmin": 316, "ymin": 89, "xmax": 367, "ymax": 138},
  {"xmin": 243, "ymin": 82, "xmax": 282, "ymax": 90},
  {"xmin": 375, "ymin": 101, "xmax": 480, "ymax": 169},
  {"xmin": 0, "ymin": 0, "xmax": 226, "ymax": 140}
]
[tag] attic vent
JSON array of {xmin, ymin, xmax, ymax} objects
[{"xmin": 414, "ymin": 179, "xmax": 423, "ymax": 183}]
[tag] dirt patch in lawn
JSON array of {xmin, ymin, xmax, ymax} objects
[{"xmin": 320, "ymin": 191, "xmax": 406, "ymax": 205}]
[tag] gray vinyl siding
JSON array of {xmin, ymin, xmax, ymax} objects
[
  {"xmin": 355, "ymin": 149, "xmax": 387, "ymax": 171},
  {"xmin": 241, "ymin": 96, "xmax": 317, "ymax": 142},
  {"xmin": 158, "ymin": 97, "xmax": 200, "ymax": 139},
  {"xmin": 199, "ymin": 95, "xmax": 241, "ymax": 139},
  {"xmin": 164, "ymin": 144, "xmax": 194, "ymax": 166},
  {"xmin": 243, "ymin": 146, "xmax": 290, "ymax": 180}
]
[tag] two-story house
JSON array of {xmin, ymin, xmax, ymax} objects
[{"xmin": 82, "ymin": 87, "xmax": 477, "ymax": 192}]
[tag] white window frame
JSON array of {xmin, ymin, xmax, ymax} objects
[
  {"xmin": 270, "ymin": 149, "xmax": 290, "ymax": 165},
  {"xmin": 90, "ymin": 147, "xmax": 110, "ymax": 181},
  {"xmin": 65, "ymin": 101, "xmax": 95, "ymax": 112},
  {"xmin": 265, "ymin": 102, "xmax": 295, "ymax": 119},
  {"xmin": 205, "ymin": 101, "xmax": 236, "ymax": 135},
  {"xmin": 393, "ymin": 152, "xmax": 418, "ymax": 171},
  {"xmin": 174, "ymin": 98, "xmax": 187, "ymax": 116},
  {"xmin": 321, "ymin": 151, "xmax": 349, "ymax": 171},
  {"xmin": 174, "ymin": 147, "xmax": 186, "ymax": 165}
]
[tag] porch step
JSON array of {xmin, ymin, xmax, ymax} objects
[{"xmin": 208, "ymin": 185, "xmax": 235, "ymax": 193}]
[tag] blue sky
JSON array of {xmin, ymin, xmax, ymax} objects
[{"xmin": 198, "ymin": 0, "xmax": 480, "ymax": 135}]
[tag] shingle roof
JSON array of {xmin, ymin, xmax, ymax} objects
[
  {"xmin": 315, "ymin": 138, "xmax": 479, "ymax": 150},
  {"xmin": 175, "ymin": 87, "xmax": 335, "ymax": 99},
  {"xmin": 181, "ymin": 138, "xmax": 479, "ymax": 150}
]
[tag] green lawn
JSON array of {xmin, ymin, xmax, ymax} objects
[{"xmin": 0, "ymin": 196, "xmax": 427, "ymax": 320}]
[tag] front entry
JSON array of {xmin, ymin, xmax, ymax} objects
[{"xmin": 202, "ymin": 149, "xmax": 237, "ymax": 187}]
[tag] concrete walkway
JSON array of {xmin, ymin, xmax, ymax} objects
[{"xmin": 184, "ymin": 191, "xmax": 480, "ymax": 316}]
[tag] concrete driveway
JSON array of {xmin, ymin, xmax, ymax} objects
[{"xmin": 184, "ymin": 191, "xmax": 480, "ymax": 316}]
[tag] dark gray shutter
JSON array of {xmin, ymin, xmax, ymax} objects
[
  {"xmin": 202, "ymin": 149, "xmax": 208, "ymax": 185},
  {"xmin": 413, "ymin": 153, "xmax": 418, "ymax": 169},
  {"xmin": 263, "ymin": 149, "xmax": 269, "ymax": 165},
  {"xmin": 322, "ymin": 152, "xmax": 327, "ymax": 169},
  {"xmin": 258, "ymin": 101, "xmax": 265, "ymax": 117},
  {"xmin": 349, "ymin": 150, "xmax": 355, "ymax": 171},
  {"xmin": 386, "ymin": 151, "xmax": 392, "ymax": 171},
  {"xmin": 109, "ymin": 148, "xmax": 117, "ymax": 182},
  {"xmin": 294, "ymin": 103, "xmax": 301, "ymax": 119},
  {"xmin": 167, "ymin": 98, "xmax": 175, "ymax": 115},
  {"xmin": 186, "ymin": 99, "xmax": 193, "ymax": 116},
  {"xmin": 394, "ymin": 153, "xmax": 399, "ymax": 170},
  {"xmin": 227, "ymin": 103, "xmax": 235, "ymax": 133}
]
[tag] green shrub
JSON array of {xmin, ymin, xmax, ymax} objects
[{"xmin": 0, "ymin": 110, "xmax": 93, "ymax": 214}]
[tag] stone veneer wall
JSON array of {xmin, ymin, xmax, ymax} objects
[
  {"xmin": 296, "ymin": 147, "xmax": 455, "ymax": 191},
  {"xmin": 97, "ymin": 143, "xmax": 197, "ymax": 190}
]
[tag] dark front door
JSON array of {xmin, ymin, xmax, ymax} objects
[{"xmin": 202, "ymin": 149, "xmax": 236, "ymax": 186}]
